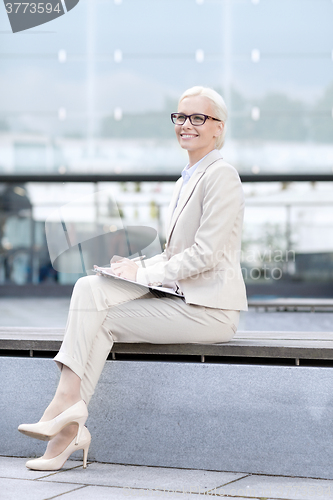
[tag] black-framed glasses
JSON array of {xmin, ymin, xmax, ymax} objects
[{"xmin": 171, "ymin": 113, "xmax": 221, "ymax": 126}]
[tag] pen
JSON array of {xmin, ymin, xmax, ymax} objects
[{"xmin": 131, "ymin": 255, "xmax": 146, "ymax": 262}]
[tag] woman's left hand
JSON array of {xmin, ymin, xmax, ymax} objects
[{"xmin": 111, "ymin": 258, "xmax": 139, "ymax": 281}]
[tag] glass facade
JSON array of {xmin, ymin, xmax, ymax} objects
[
  {"xmin": 1, "ymin": 180, "xmax": 333, "ymax": 287},
  {"xmin": 1, "ymin": 0, "xmax": 332, "ymax": 175},
  {"xmin": 0, "ymin": 0, "xmax": 332, "ymax": 291}
]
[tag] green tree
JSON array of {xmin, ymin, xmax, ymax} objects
[
  {"xmin": 100, "ymin": 98, "xmax": 178, "ymax": 139},
  {"xmin": 311, "ymin": 82, "xmax": 333, "ymax": 143},
  {"xmin": 245, "ymin": 93, "xmax": 308, "ymax": 141}
]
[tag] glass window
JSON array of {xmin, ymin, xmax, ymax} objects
[{"xmin": 0, "ymin": 0, "xmax": 332, "ymax": 174}]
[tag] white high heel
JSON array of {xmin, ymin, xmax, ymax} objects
[
  {"xmin": 25, "ymin": 426, "xmax": 91, "ymax": 471},
  {"xmin": 18, "ymin": 400, "xmax": 88, "ymax": 443}
]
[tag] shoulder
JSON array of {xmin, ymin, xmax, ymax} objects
[
  {"xmin": 207, "ymin": 157, "xmax": 239, "ymax": 175},
  {"xmin": 202, "ymin": 157, "xmax": 244, "ymax": 205},
  {"xmin": 205, "ymin": 157, "xmax": 242, "ymax": 185}
]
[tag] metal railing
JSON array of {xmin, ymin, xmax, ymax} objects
[
  {"xmin": 1, "ymin": 173, "xmax": 333, "ymax": 295},
  {"xmin": 1, "ymin": 173, "xmax": 333, "ymax": 183}
]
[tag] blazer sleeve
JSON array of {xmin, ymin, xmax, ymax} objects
[
  {"xmin": 136, "ymin": 251, "xmax": 168, "ymax": 268},
  {"xmin": 136, "ymin": 164, "xmax": 244, "ymax": 285}
]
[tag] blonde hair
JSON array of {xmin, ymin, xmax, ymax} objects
[{"xmin": 179, "ymin": 86, "xmax": 228, "ymax": 149}]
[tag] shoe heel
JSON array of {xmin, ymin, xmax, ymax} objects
[
  {"xmin": 83, "ymin": 442, "xmax": 90, "ymax": 468},
  {"xmin": 75, "ymin": 417, "xmax": 86, "ymax": 445}
]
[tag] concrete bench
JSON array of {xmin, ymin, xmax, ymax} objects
[
  {"xmin": 1, "ymin": 327, "xmax": 333, "ymax": 480},
  {"xmin": 2, "ymin": 327, "xmax": 333, "ymax": 364}
]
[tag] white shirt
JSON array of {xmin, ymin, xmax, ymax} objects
[{"xmin": 175, "ymin": 151, "xmax": 214, "ymax": 208}]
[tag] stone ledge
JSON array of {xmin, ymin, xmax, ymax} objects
[
  {"xmin": 3, "ymin": 356, "xmax": 333, "ymax": 479},
  {"xmin": 1, "ymin": 327, "xmax": 333, "ymax": 361},
  {"xmin": 248, "ymin": 298, "xmax": 333, "ymax": 311}
]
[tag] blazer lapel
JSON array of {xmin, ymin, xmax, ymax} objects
[
  {"xmin": 166, "ymin": 150, "xmax": 222, "ymax": 243},
  {"xmin": 165, "ymin": 177, "xmax": 183, "ymax": 237}
]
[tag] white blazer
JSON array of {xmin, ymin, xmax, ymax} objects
[{"xmin": 137, "ymin": 149, "xmax": 248, "ymax": 311}]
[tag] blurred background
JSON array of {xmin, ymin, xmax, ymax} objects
[{"xmin": 0, "ymin": 0, "xmax": 332, "ymax": 297}]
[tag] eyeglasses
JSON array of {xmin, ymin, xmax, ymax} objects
[{"xmin": 171, "ymin": 113, "xmax": 221, "ymax": 126}]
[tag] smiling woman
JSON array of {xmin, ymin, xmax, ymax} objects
[
  {"xmin": 18, "ymin": 86, "xmax": 247, "ymax": 472},
  {"xmin": 173, "ymin": 88, "xmax": 226, "ymax": 167},
  {"xmin": 176, "ymin": 86, "xmax": 228, "ymax": 147}
]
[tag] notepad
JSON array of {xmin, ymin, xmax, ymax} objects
[{"xmin": 92, "ymin": 267, "xmax": 184, "ymax": 297}]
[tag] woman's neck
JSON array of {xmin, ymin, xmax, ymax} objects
[{"xmin": 187, "ymin": 148, "xmax": 215, "ymax": 168}]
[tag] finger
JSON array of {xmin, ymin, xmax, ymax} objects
[
  {"xmin": 93, "ymin": 267, "xmax": 101, "ymax": 276},
  {"xmin": 113, "ymin": 262, "xmax": 126, "ymax": 270},
  {"xmin": 110, "ymin": 255, "xmax": 124, "ymax": 264}
]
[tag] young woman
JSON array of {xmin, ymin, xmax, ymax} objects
[{"xmin": 18, "ymin": 86, "xmax": 247, "ymax": 470}]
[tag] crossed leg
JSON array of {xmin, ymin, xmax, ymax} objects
[
  {"xmin": 39, "ymin": 275, "xmax": 238, "ymax": 458},
  {"xmin": 41, "ymin": 275, "xmax": 149, "ymax": 458}
]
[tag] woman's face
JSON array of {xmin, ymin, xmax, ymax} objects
[{"xmin": 175, "ymin": 95, "xmax": 223, "ymax": 160}]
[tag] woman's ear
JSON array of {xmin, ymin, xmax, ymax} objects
[{"xmin": 214, "ymin": 121, "xmax": 224, "ymax": 138}]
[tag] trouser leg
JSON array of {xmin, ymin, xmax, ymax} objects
[
  {"xmin": 54, "ymin": 275, "xmax": 150, "ymax": 404},
  {"xmin": 78, "ymin": 320, "xmax": 113, "ymax": 404},
  {"xmin": 106, "ymin": 294, "xmax": 239, "ymax": 345}
]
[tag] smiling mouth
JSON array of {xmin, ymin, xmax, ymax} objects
[{"xmin": 180, "ymin": 134, "xmax": 198, "ymax": 139}]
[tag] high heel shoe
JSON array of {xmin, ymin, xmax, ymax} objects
[
  {"xmin": 18, "ymin": 400, "xmax": 88, "ymax": 443},
  {"xmin": 25, "ymin": 426, "xmax": 91, "ymax": 471}
]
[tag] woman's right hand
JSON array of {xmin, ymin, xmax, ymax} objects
[
  {"xmin": 93, "ymin": 254, "xmax": 125, "ymax": 276},
  {"xmin": 93, "ymin": 264, "xmax": 117, "ymax": 276},
  {"xmin": 93, "ymin": 255, "xmax": 124, "ymax": 275},
  {"xmin": 110, "ymin": 255, "xmax": 124, "ymax": 265}
]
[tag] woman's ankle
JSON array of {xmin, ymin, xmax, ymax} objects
[
  {"xmin": 54, "ymin": 390, "xmax": 81, "ymax": 406},
  {"xmin": 40, "ymin": 395, "xmax": 81, "ymax": 422}
]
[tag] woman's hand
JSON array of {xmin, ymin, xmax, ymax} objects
[
  {"xmin": 94, "ymin": 255, "xmax": 139, "ymax": 281},
  {"xmin": 111, "ymin": 258, "xmax": 139, "ymax": 281}
]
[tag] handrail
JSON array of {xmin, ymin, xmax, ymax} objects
[{"xmin": 0, "ymin": 173, "xmax": 333, "ymax": 183}]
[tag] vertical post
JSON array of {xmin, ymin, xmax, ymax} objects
[
  {"xmin": 86, "ymin": 0, "xmax": 96, "ymax": 159},
  {"xmin": 285, "ymin": 204, "xmax": 292, "ymax": 276},
  {"xmin": 94, "ymin": 181, "xmax": 99, "ymax": 234},
  {"xmin": 222, "ymin": 0, "xmax": 232, "ymax": 137},
  {"xmin": 29, "ymin": 206, "xmax": 35, "ymax": 283},
  {"xmin": 156, "ymin": 201, "xmax": 162, "ymax": 243}
]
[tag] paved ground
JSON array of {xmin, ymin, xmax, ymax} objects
[
  {"xmin": 2, "ymin": 455, "xmax": 333, "ymax": 500},
  {"xmin": 1, "ymin": 297, "xmax": 332, "ymax": 332}
]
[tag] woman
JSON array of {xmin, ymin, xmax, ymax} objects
[{"xmin": 18, "ymin": 86, "xmax": 247, "ymax": 470}]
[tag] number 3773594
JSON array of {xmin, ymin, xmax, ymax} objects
[{"xmin": 5, "ymin": 3, "xmax": 61, "ymax": 14}]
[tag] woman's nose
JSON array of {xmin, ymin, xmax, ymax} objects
[{"xmin": 182, "ymin": 117, "xmax": 193, "ymax": 128}]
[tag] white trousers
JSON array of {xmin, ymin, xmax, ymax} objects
[{"xmin": 54, "ymin": 275, "xmax": 239, "ymax": 404}]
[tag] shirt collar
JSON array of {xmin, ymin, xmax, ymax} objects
[{"xmin": 181, "ymin": 150, "xmax": 216, "ymax": 181}]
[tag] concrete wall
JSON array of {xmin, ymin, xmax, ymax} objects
[{"xmin": 1, "ymin": 357, "xmax": 333, "ymax": 479}]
